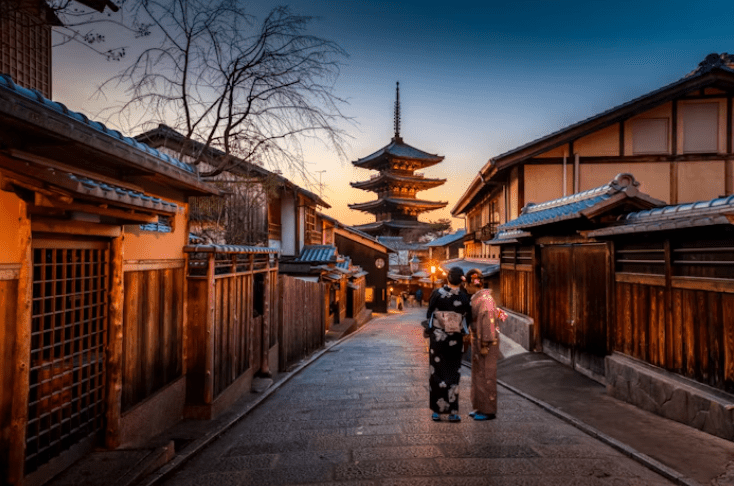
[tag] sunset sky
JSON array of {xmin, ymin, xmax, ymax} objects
[{"xmin": 52, "ymin": 0, "xmax": 734, "ymax": 229}]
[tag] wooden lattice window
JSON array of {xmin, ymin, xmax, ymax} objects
[
  {"xmin": 615, "ymin": 241, "xmax": 665, "ymax": 275},
  {"xmin": 26, "ymin": 240, "xmax": 109, "ymax": 474},
  {"xmin": 672, "ymin": 238, "xmax": 734, "ymax": 279}
]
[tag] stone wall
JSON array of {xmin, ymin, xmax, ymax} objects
[
  {"xmin": 606, "ymin": 352, "xmax": 734, "ymax": 441},
  {"xmin": 499, "ymin": 308, "xmax": 534, "ymax": 351}
]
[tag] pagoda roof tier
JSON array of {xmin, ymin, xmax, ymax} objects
[
  {"xmin": 351, "ymin": 172, "xmax": 446, "ymax": 191},
  {"xmin": 348, "ymin": 197, "xmax": 447, "ymax": 214},
  {"xmin": 353, "ymin": 219, "xmax": 436, "ymax": 235},
  {"xmin": 353, "ymin": 138, "xmax": 444, "ymax": 170}
]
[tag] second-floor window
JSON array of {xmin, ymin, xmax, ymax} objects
[
  {"xmin": 682, "ymin": 102, "xmax": 719, "ymax": 153},
  {"xmin": 632, "ymin": 118, "xmax": 668, "ymax": 154}
]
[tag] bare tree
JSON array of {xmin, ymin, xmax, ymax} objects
[{"xmin": 100, "ymin": 0, "xmax": 351, "ymax": 180}]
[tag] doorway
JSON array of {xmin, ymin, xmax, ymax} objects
[{"xmin": 540, "ymin": 243, "xmax": 609, "ymax": 382}]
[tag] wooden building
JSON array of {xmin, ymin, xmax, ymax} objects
[
  {"xmin": 425, "ymin": 229, "xmax": 466, "ymax": 262},
  {"xmin": 350, "ymin": 83, "xmax": 447, "ymax": 237},
  {"xmin": 136, "ymin": 124, "xmax": 331, "ymax": 254},
  {"xmin": 453, "ymin": 53, "xmax": 734, "ymax": 259},
  {"xmin": 491, "ymin": 173, "xmax": 734, "ymax": 440},
  {"xmin": 0, "ymin": 74, "xmax": 217, "ymax": 485}
]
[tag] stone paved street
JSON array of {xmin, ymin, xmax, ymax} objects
[{"xmin": 160, "ymin": 307, "xmax": 674, "ymax": 485}]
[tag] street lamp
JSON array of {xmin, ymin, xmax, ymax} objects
[{"xmin": 430, "ymin": 265, "xmax": 436, "ymax": 290}]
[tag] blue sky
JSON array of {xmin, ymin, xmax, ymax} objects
[{"xmin": 53, "ymin": 0, "xmax": 734, "ymax": 228}]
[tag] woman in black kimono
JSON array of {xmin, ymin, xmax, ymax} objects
[{"xmin": 425, "ymin": 267, "xmax": 472, "ymax": 422}]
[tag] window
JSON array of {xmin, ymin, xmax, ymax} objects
[
  {"xmin": 631, "ymin": 118, "xmax": 668, "ymax": 154},
  {"xmin": 682, "ymin": 102, "xmax": 719, "ymax": 153}
]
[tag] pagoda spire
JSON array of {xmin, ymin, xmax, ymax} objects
[{"xmin": 393, "ymin": 81, "xmax": 402, "ymax": 142}]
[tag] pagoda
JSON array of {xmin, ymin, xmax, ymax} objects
[{"xmin": 350, "ymin": 83, "xmax": 447, "ymax": 236}]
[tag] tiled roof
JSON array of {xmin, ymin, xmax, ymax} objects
[
  {"xmin": 353, "ymin": 138, "xmax": 444, "ymax": 168},
  {"xmin": 426, "ymin": 229, "xmax": 467, "ymax": 247},
  {"xmin": 349, "ymin": 197, "xmax": 447, "ymax": 211},
  {"xmin": 497, "ymin": 173, "xmax": 647, "ymax": 232},
  {"xmin": 486, "ymin": 229, "xmax": 532, "ymax": 245},
  {"xmin": 67, "ymin": 174, "xmax": 179, "ymax": 212},
  {"xmin": 353, "ymin": 220, "xmax": 437, "ymax": 235},
  {"xmin": 589, "ymin": 195, "xmax": 734, "ymax": 237},
  {"xmin": 136, "ymin": 124, "xmax": 330, "ymax": 208},
  {"xmin": 0, "ymin": 75, "xmax": 196, "ymax": 174},
  {"xmin": 376, "ymin": 236, "xmax": 427, "ymax": 252},
  {"xmin": 336, "ymin": 256, "xmax": 351, "ymax": 270},
  {"xmin": 294, "ymin": 245, "xmax": 338, "ymax": 263},
  {"xmin": 183, "ymin": 244, "xmax": 279, "ymax": 254}
]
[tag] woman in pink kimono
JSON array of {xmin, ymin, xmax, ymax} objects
[{"xmin": 466, "ymin": 269, "xmax": 507, "ymax": 420}]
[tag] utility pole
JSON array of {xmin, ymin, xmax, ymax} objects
[{"xmin": 316, "ymin": 170, "xmax": 326, "ymax": 197}]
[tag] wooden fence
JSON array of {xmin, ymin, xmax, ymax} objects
[
  {"xmin": 184, "ymin": 246, "xmax": 278, "ymax": 407},
  {"xmin": 121, "ymin": 266, "xmax": 185, "ymax": 412},
  {"xmin": 279, "ymin": 275, "xmax": 326, "ymax": 371},
  {"xmin": 500, "ymin": 245, "xmax": 536, "ymax": 319},
  {"xmin": 613, "ymin": 235, "xmax": 734, "ymax": 393}
]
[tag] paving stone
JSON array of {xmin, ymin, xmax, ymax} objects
[
  {"xmin": 351, "ymin": 445, "xmax": 444, "ymax": 461},
  {"xmin": 333, "ymin": 459, "xmax": 440, "ymax": 480},
  {"xmin": 272, "ymin": 450, "xmax": 349, "ymax": 467},
  {"xmin": 439, "ymin": 443, "xmax": 540, "ymax": 459},
  {"xmin": 527, "ymin": 457, "xmax": 656, "ymax": 479}
]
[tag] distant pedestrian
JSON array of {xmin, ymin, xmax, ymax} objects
[
  {"xmin": 425, "ymin": 267, "xmax": 472, "ymax": 422},
  {"xmin": 415, "ymin": 288, "xmax": 423, "ymax": 307},
  {"xmin": 465, "ymin": 269, "xmax": 507, "ymax": 421},
  {"xmin": 396, "ymin": 292, "xmax": 404, "ymax": 311}
]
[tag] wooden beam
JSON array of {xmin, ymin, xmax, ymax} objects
[
  {"xmin": 671, "ymin": 100, "xmax": 679, "ymax": 204},
  {"xmin": 8, "ymin": 201, "xmax": 31, "ymax": 485},
  {"xmin": 523, "ymin": 153, "xmax": 734, "ymax": 164},
  {"xmin": 105, "ymin": 235, "xmax": 124, "ymax": 448},
  {"xmin": 619, "ymin": 121, "xmax": 625, "ymax": 156},
  {"xmin": 32, "ymin": 195, "xmax": 159, "ymax": 224},
  {"xmin": 204, "ymin": 253, "xmax": 216, "ymax": 404},
  {"xmin": 31, "ymin": 219, "xmax": 121, "ymax": 237}
]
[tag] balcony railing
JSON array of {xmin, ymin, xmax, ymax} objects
[{"xmin": 469, "ymin": 222, "xmax": 500, "ymax": 241}]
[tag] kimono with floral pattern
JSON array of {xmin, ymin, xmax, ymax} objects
[
  {"xmin": 469, "ymin": 289, "xmax": 505, "ymax": 415},
  {"xmin": 426, "ymin": 285, "xmax": 472, "ymax": 414}
]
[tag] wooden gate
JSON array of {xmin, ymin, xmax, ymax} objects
[
  {"xmin": 26, "ymin": 239, "xmax": 109, "ymax": 473},
  {"xmin": 541, "ymin": 243, "xmax": 609, "ymax": 381}
]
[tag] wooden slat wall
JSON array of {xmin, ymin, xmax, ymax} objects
[
  {"xmin": 0, "ymin": 278, "xmax": 18, "ymax": 483},
  {"xmin": 211, "ymin": 273, "xmax": 256, "ymax": 398},
  {"xmin": 613, "ymin": 232, "xmax": 734, "ymax": 393},
  {"xmin": 121, "ymin": 268, "xmax": 184, "ymax": 412},
  {"xmin": 615, "ymin": 281, "xmax": 734, "ymax": 391},
  {"xmin": 500, "ymin": 267, "xmax": 534, "ymax": 317},
  {"xmin": 278, "ymin": 276, "xmax": 326, "ymax": 371}
]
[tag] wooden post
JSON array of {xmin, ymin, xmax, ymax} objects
[
  {"xmin": 260, "ymin": 264, "xmax": 271, "ymax": 376},
  {"xmin": 182, "ymin": 251, "xmax": 189, "ymax": 375},
  {"xmin": 8, "ymin": 202, "xmax": 32, "ymax": 485},
  {"xmin": 671, "ymin": 100, "xmax": 679, "ymax": 205},
  {"xmin": 204, "ymin": 253, "xmax": 215, "ymax": 404},
  {"xmin": 105, "ymin": 233, "xmax": 124, "ymax": 449}
]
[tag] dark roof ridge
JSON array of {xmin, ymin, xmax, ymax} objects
[
  {"xmin": 622, "ymin": 194, "xmax": 734, "ymax": 222},
  {"xmin": 490, "ymin": 53, "xmax": 734, "ymax": 166},
  {"xmin": 521, "ymin": 173, "xmax": 639, "ymax": 215},
  {"xmin": 0, "ymin": 74, "xmax": 196, "ymax": 175}
]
